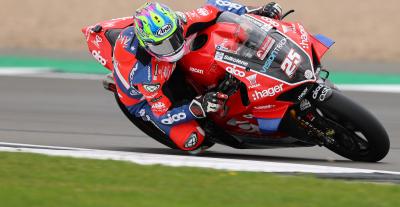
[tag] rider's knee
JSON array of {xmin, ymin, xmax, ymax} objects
[{"xmin": 169, "ymin": 121, "xmax": 205, "ymax": 151}]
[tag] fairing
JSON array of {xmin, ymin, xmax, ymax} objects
[{"xmin": 179, "ymin": 13, "xmax": 333, "ymax": 138}]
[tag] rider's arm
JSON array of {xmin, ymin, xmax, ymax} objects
[
  {"xmin": 133, "ymin": 59, "xmax": 199, "ymax": 125},
  {"xmin": 206, "ymin": 0, "xmax": 248, "ymax": 15},
  {"xmin": 207, "ymin": 0, "xmax": 283, "ymax": 19}
]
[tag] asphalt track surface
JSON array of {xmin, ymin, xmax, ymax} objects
[{"xmin": 0, "ymin": 76, "xmax": 399, "ymax": 172}]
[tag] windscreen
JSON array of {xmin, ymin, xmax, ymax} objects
[{"xmin": 216, "ymin": 13, "xmax": 315, "ymax": 84}]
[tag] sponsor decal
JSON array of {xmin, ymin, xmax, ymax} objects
[
  {"xmin": 246, "ymin": 74, "xmax": 261, "ymax": 89},
  {"xmin": 300, "ymin": 99, "xmax": 312, "ymax": 111},
  {"xmin": 262, "ymin": 38, "xmax": 287, "ymax": 71},
  {"xmin": 244, "ymin": 15, "xmax": 273, "ymax": 33},
  {"xmin": 216, "ymin": 38, "xmax": 230, "ymax": 51},
  {"xmin": 281, "ymin": 48, "xmax": 302, "ymax": 78},
  {"xmin": 91, "ymin": 35, "xmax": 103, "ymax": 48},
  {"xmin": 189, "ymin": 67, "xmax": 204, "ymax": 75},
  {"xmin": 147, "ymin": 66, "xmax": 152, "ymax": 82},
  {"xmin": 298, "ymin": 87, "xmax": 309, "ymax": 100},
  {"xmin": 184, "ymin": 133, "xmax": 198, "ymax": 148},
  {"xmin": 226, "ymin": 65, "xmax": 245, "ymax": 78},
  {"xmin": 145, "ymin": 93, "xmax": 159, "ymax": 99},
  {"xmin": 215, "ymin": 0, "xmax": 243, "ymax": 10},
  {"xmin": 143, "ymin": 84, "xmax": 161, "ymax": 93},
  {"xmin": 129, "ymin": 87, "xmax": 141, "ymax": 96},
  {"xmin": 312, "ymin": 85, "xmax": 332, "ymax": 102},
  {"xmin": 129, "ymin": 64, "xmax": 138, "ymax": 86},
  {"xmin": 298, "ymin": 24, "xmax": 309, "ymax": 49},
  {"xmin": 260, "ymin": 16, "xmax": 280, "ymax": 27},
  {"xmin": 152, "ymin": 102, "xmax": 167, "ymax": 111},
  {"xmin": 256, "ymin": 36, "xmax": 275, "ymax": 60},
  {"xmin": 304, "ymin": 70, "xmax": 313, "ymax": 80},
  {"xmin": 215, "ymin": 51, "xmax": 225, "ymax": 61},
  {"xmin": 243, "ymin": 114, "xmax": 254, "ymax": 119},
  {"xmin": 91, "ymin": 50, "xmax": 106, "ymax": 66},
  {"xmin": 196, "ymin": 8, "xmax": 209, "ymax": 16},
  {"xmin": 223, "ymin": 55, "xmax": 249, "ymax": 67},
  {"xmin": 185, "ymin": 11, "xmax": 198, "ymax": 20},
  {"xmin": 161, "ymin": 112, "xmax": 187, "ymax": 125},
  {"xmin": 252, "ymin": 84, "xmax": 284, "ymax": 101},
  {"xmin": 150, "ymin": 96, "xmax": 163, "ymax": 103},
  {"xmin": 139, "ymin": 109, "xmax": 146, "ymax": 117},
  {"xmin": 254, "ymin": 105, "xmax": 276, "ymax": 110},
  {"xmin": 227, "ymin": 118, "xmax": 259, "ymax": 133},
  {"xmin": 156, "ymin": 24, "xmax": 172, "ymax": 37}
]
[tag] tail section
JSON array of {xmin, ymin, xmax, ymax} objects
[{"xmin": 82, "ymin": 17, "xmax": 134, "ymax": 71}]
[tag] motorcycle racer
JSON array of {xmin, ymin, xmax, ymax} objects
[{"xmin": 113, "ymin": 0, "xmax": 283, "ymax": 153}]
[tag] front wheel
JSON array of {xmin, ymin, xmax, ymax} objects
[{"xmin": 316, "ymin": 91, "xmax": 390, "ymax": 162}]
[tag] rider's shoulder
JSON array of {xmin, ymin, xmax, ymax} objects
[{"xmin": 120, "ymin": 26, "xmax": 136, "ymax": 37}]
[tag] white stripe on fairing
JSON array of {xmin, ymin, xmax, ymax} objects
[{"xmin": 0, "ymin": 142, "xmax": 399, "ymax": 175}]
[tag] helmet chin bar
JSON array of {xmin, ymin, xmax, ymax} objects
[{"xmin": 156, "ymin": 45, "xmax": 186, "ymax": 62}]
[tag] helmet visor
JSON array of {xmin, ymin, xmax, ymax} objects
[{"xmin": 145, "ymin": 28, "xmax": 185, "ymax": 58}]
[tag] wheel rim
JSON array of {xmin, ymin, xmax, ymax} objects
[{"xmin": 318, "ymin": 108, "xmax": 371, "ymax": 157}]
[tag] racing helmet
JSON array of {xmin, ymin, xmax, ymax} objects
[{"xmin": 134, "ymin": 2, "xmax": 185, "ymax": 62}]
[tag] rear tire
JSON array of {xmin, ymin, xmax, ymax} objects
[{"xmin": 317, "ymin": 91, "xmax": 390, "ymax": 162}]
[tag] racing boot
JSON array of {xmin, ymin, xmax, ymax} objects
[{"xmin": 102, "ymin": 73, "xmax": 116, "ymax": 93}]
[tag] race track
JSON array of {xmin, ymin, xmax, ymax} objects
[{"xmin": 1, "ymin": 76, "xmax": 399, "ymax": 172}]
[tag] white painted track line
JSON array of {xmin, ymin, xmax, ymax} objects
[
  {"xmin": 338, "ymin": 84, "xmax": 400, "ymax": 93},
  {"xmin": 1, "ymin": 142, "xmax": 399, "ymax": 175}
]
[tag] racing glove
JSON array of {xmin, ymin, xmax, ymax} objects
[
  {"xmin": 189, "ymin": 92, "xmax": 228, "ymax": 118},
  {"xmin": 248, "ymin": 2, "xmax": 283, "ymax": 20}
]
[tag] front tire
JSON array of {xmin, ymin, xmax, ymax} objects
[{"xmin": 317, "ymin": 91, "xmax": 390, "ymax": 162}]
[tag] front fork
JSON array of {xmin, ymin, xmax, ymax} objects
[{"xmin": 286, "ymin": 80, "xmax": 338, "ymax": 146}]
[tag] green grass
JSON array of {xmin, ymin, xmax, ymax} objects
[{"xmin": 0, "ymin": 152, "xmax": 399, "ymax": 207}]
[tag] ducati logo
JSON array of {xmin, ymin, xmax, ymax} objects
[{"xmin": 143, "ymin": 84, "xmax": 161, "ymax": 93}]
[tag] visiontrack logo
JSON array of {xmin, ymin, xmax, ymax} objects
[
  {"xmin": 252, "ymin": 84, "xmax": 284, "ymax": 101},
  {"xmin": 262, "ymin": 38, "xmax": 287, "ymax": 71}
]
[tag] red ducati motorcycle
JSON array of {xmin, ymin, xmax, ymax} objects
[{"xmin": 83, "ymin": 12, "xmax": 390, "ymax": 162}]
